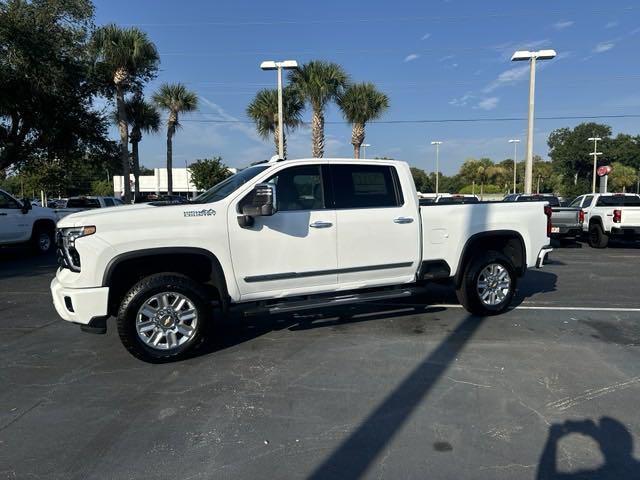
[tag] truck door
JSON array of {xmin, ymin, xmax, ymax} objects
[
  {"xmin": 228, "ymin": 163, "xmax": 338, "ymax": 299},
  {"xmin": 330, "ymin": 163, "xmax": 420, "ymax": 287},
  {"xmin": 0, "ymin": 191, "xmax": 30, "ymax": 243}
]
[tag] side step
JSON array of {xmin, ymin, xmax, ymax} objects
[{"xmin": 243, "ymin": 286, "xmax": 424, "ymax": 316}]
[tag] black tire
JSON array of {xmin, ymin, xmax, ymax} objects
[
  {"xmin": 588, "ymin": 223, "xmax": 608, "ymax": 248},
  {"xmin": 117, "ymin": 274, "xmax": 212, "ymax": 363},
  {"xmin": 455, "ymin": 250, "xmax": 517, "ymax": 316},
  {"xmin": 30, "ymin": 223, "xmax": 54, "ymax": 254}
]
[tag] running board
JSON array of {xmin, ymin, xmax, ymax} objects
[{"xmin": 243, "ymin": 287, "xmax": 424, "ymax": 316}]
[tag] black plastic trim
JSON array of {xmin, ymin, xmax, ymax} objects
[
  {"xmin": 80, "ymin": 316, "xmax": 107, "ymax": 334},
  {"xmin": 417, "ymin": 260, "xmax": 451, "ymax": 280},
  {"xmin": 244, "ymin": 261, "xmax": 414, "ymax": 283}
]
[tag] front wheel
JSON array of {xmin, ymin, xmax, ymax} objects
[
  {"xmin": 456, "ymin": 251, "xmax": 517, "ymax": 316},
  {"xmin": 117, "ymin": 274, "xmax": 212, "ymax": 363}
]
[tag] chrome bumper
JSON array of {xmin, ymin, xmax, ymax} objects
[{"xmin": 536, "ymin": 245, "xmax": 553, "ymax": 268}]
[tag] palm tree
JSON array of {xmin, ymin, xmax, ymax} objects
[
  {"xmin": 125, "ymin": 95, "xmax": 160, "ymax": 197},
  {"xmin": 288, "ymin": 61, "xmax": 348, "ymax": 158},
  {"xmin": 153, "ymin": 83, "xmax": 198, "ymax": 195},
  {"xmin": 91, "ymin": 24, "xmax": 159, "ymax": 202},
  {"xmin": 246, "ymin": 87, "xmax": 304, "ymax": 158},
  {"xmin": 337, "ymin": 83, "xmax": 389, "ymax": 159}
]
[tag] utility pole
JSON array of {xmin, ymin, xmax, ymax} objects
[
  {"xmin": 511, "ymin": 49, "xmax": 556, "ymax": 194},
  {"xmin": 588, "ymin": 137, "xmax": 603, "ymax": 193},
  {"xmin": 431, "ymin": 141, "xmax": 442, "ymax": 194},
  {"xmin": 260, "ymin": 60, "xmax": 299, "ymax": 159},
  {"xmin": 508, "ymin": 139, "xmax": 520, "ymax": 194}
]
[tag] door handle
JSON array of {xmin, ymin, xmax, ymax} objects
[
  {"xmin": 394, "ymin": 217, "xmax": 414, "ymax": 224},
  {"xmin": 310, "ymin": 221, "xmax": 333, "ymax": 228}
]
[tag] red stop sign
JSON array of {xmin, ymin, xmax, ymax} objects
[{"xmin": 597, "ymin": 165, "xmax": 612, "ymax": 177}]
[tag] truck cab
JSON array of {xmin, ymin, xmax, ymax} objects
[{"xmin": 0, "ymin": 188, "xmax": 57, "ymax": 253}]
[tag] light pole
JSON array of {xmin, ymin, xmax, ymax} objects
[
  {"xmin": 511, "ymin": 49, "xmax": 557, "ymax": 194},
  {"xmin": 508, "ymin": 139, "xmax": 520, "ymax": 194},
  {"xmin": 431, "ymin": 141, "xmax": 442, "ymax": 194},
  {"xmin": 361, "ymin": 143, "xmax": 371, "ymax": 160},
  {"xmin": 588, "ymin": 137, "xmax": 603, "ymax": 193},
  {"xmin": 260, "ymin": 60, "xmax": 298, "ymax": 159}
]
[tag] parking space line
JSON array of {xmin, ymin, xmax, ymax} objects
[{"xmin": 431, "ymin": 304, "xmax": 640, "ymax": 313}]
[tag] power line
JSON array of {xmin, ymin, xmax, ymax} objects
[{"xmin": 174, "ymin": 114, "xmax": 640, "ymax": 125}]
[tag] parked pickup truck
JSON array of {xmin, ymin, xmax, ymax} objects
[
  {"xmin": 51, "ymin": 158, "xmax": 553, "ymax": 362},
  {"xmin": 0, "ymin": 188, "xmax": 57, "ymax": 253},
  {"xmin": 504, "ymin": 194, "xmax": 583, "ymax": 239},
  {"xmin": 53, "ymin": 196, "xmax": 124, "ymax": 220},
  {"xmin": 570, "ymin": 193, "xmax": 640, "ymax": 248}
]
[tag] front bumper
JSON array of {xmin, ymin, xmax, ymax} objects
[
  {"xmin": 536, "ymin": 245, "xmax": 553, "ymax": 268},
  {"xmin": 50, "ymin": 277, "xmax": 109, "ymax": 325}
]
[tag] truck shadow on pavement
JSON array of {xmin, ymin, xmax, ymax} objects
[{"xmin": 536, "ymin": 417, "xmax": 640, "ymax": 479}]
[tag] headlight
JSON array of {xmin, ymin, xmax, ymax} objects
[{"xmin": 57, "ymin": 226, "xmax": 96, "ymax": 272}]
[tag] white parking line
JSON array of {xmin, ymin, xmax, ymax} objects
[{"xmin": 431, "ymin": 304, "xmax": 640, "ymax": 313}]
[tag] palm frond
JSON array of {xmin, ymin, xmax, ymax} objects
[{"xmin": 337, "ymin": 83, "xmax": 390, "ymax": 124}]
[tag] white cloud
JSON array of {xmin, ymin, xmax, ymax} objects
[
  {"xmin": 483, "ymin": 65, "xmax": 530, "ymax": 93},
  {"xmin": 553, "ymin": 20, "xmax": 574, "ymax": 30},
  {"xmin": 593, "ymin": 41, "xmax": 615, "ymax": 53},
  {"xmin": 439, "ymin": 54, "xmax": 454, "ymax": 62},
  {"xmin": 449, "ymin": 93, "xmax": 474, "ymax": 107},
  {"xmin": 421, "ymin": 33, "xmax": 431, "ymax": 40},
  {"xmin": 404, "ymin": 53, "xmax": 420, "ymax": 62},
  {"xmin": 474, "ymin": 97, "xmax": 499, "ymax": 111},
  {"xmin": 605, "ymin": 20, "xmax": 619, "ymax": 29}
]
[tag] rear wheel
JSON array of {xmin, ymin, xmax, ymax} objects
[
  {"xmin": 456, "ymin": 251, "xmax": 517, "ymax": 316},
  {"xmin": 588, "ymin": 223, "xmax": 608, "ymax": 248},
  {"xmin": 117, "ymin": 274, "xmax": 212, "ymax": 363},
  {"xmin": 30, "ymin": 224, "xmax": 54, "ymax": 254}
]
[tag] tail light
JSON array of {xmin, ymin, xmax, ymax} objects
[
  {"xmin": 613, "ymin": 209, "xmax": 622, "ymax": 223},
  {"xmin": 544, "ymin": 205, "xmax": 552, "ymax": 237},
  {"xmin": 578, "ymin": 210, "xmax": 585, "ymax": 224}
]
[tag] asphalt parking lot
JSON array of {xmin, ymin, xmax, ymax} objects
[{"xmin": 1, "ymin": 242, "xmax": 640, "ymax": 479}]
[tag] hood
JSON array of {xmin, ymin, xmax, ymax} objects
[{"xmin": 56, "ymin": 201, "xmax": 221, "ymax": 230}]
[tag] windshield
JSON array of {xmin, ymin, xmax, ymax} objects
[{"xmin": 193, "ymin": 165, "xmax": 269, "ymax": 204}]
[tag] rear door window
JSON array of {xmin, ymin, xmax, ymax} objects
[
  {"xmin": 66, "ymin": 198, "xmax": 101, "ymax": 209},
  {"xmin": 331, "ymin": 164, "xmax": 402, "ymax": 209},
  {"xmin": 103, "ymin": 198, "xmax": 115, "ymax": 207},
  {"xmin": 582, "ymin": 195, "xmax": 594, "ymax": 208}
]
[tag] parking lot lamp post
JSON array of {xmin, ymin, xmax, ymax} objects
[
  {"xmin": 511, "ymin": 49, "xmax": 556, "ymax": 194},
  {"xmin": 431, "ymin": 141, "xmax": 442, "ymax": 194},
  {"xmin": 588, "ymin": 137, "xmax": 602, "ymax": 193},
  {"xmin": 362, "ymin": 143, "xmax": 371, "ymax": 159},
  {"xmin": 508, "ymin": 139, "xmax": 520, "ymax": 194},
  {"xmin": 260, "ymin": 60, "xmax": 299, "ymax": 159}
]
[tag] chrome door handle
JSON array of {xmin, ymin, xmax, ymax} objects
[
  {"xmin": 394, "ymin": 217, "xmax": 414, "ymax": 224},
  {"xmin": 310, "ymin": 221, "xmax": 333, "ymax": 228}
]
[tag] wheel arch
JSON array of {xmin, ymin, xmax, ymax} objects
[
  {"xmin": 103, "ymin": 247, "xmax": 230, "ymax": 316},
  {"xmin": 454, "ymin": 230, "xmax": 526, "ymax": 287}
]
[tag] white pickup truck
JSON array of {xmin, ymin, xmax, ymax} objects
[
  {"xmin": 0, "ymin": 188, "xmax": 57, "ymax": 253},
  {"xmin": 50, "ymin": 158, "xmax": 552, "ymax": 362},
  {"xmin": 571, "ymin": 193, "xmax": 640, "ymax": 248}
]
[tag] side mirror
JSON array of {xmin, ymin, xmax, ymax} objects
[
  {"xmin": 21, "ymin": 199, "xmax": 32, "ymax": 214},
  {"xmin": 241, "ymin": 183, "xmax": 277, "ymax": 217}
]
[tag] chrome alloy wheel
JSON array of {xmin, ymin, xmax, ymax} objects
[
  {"xmin": 135, "ymin": 292, "xmax": 198, "ymax": 350},
  {"xmin": 476, "ymin": 263, "xmax": 511, "ymax": 307},
  {"xmin": 39, "ymin": 233, "xmax": 51, "ymax": 252}
]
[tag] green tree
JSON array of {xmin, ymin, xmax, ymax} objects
[
  {"xmin": 153, "ymin": 83, "xmax": 198, "ymax": 195},
  {"xmin": 289, "ymin": 61, "xmax": 349, "ymax": 158},
  {"xmin": 188, "ymin": 157, "xmax": 232, "ymax": 191},
  {"xmin": 337, "ymin": 83, "xmax": 389, "ymax": 159},
  {"xmin": 547, "ymin": 123, "xmax": 611, "ymax": 192},
  {"xmin": 91, "ymin": 24, "xmax": 159, "ymax": 202},
  {"xmin": 124, "ymin": 95, "xmax": 160, "ymax": 196},
  {"xmin": 410, "ymin": 167, "xmax": 432, "ymax": 193},
  {"xmin": 91, "ymin": 179, "xmax": 113, "ymax": 196},
  {"xmin": 609, "ymin": 162, "xmax": 637, "ymax": 192},
  {"xmin": 604, "ymin": 134, "xmax": 640, "ymax": 171},
  {"xmin": 246, "ymin": 87, "xmax": 304, "ymax": 158},
  {"xmin": 0, "ymin": 0, "xmax": 110, "ymax": 172}
]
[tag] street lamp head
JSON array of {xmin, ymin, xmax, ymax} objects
[
  {"xmin": 508, "ymin": 139, "xmax": 520, "ymax": 143},
  {"xmin": 587, "ymin": 137, "xmax": 602, "ymax": 142},
  {"xmin": 260, "ymin": 60, "xmax": 298, "ymax": 70},
  {"xmin": 362, "ymin": 143, "xmax": 371, "ymax": 148},
  {"xmin": 511, "ymin": 49, "xmax": 557, "ymax": 61},
  {"xmin": 430, "ymin": 141, "xmax": 442, "ymax": 145}
]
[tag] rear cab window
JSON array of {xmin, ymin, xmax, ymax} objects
[
  {"xmin": 331, "ymin": 164, "xmax": 403, "ymax": 209},
  {"xmin": 66, "ymin": 198, "xmax": 101, "ymax": 209},
  {"xmin": 596, "ymin": 195, "xmax": 640, "ymax": 207}
]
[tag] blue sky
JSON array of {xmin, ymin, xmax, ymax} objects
[{"xmin": 95, "ymin": 0, "xmax": 640, "ymax": 175}]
